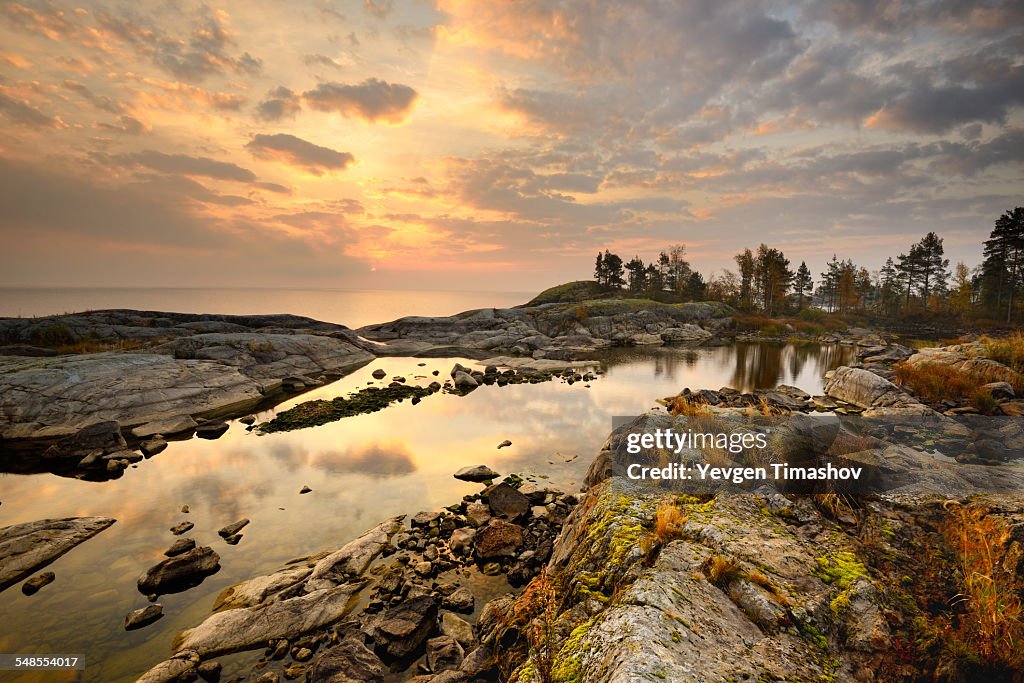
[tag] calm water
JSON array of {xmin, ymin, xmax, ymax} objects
[
  {"xmin": 0, "ymin": 288, "xmax": 533, "ymax": 329},
  {"xmin": 0, "ymin": 342, "xmax": 854, "ymax": 682}
]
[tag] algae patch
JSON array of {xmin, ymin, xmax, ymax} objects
[{"xmin": 257, "ymin": 384, "xmax": 433, "ymax": 433}]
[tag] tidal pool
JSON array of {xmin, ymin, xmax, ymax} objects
[{"xmin": 0, "ymin": 342, "xmax": 855, "ymax": 682}]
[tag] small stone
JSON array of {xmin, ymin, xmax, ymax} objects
[
  {"xmin": 465, "ymin": 501, "xmax": 491, "ymax": 528},
  {"xmin": 497, "ymin": 440, "xmax": 512, "ymax": 449},
  {"xmin": 442, "ymin": 587, "xmax": 475, "ymax": 614},
  {"xmin": 293, "ymin": 647, "xmax": 313, "ymax": 662},
  {"xmin": 224, "ymin": 534, "xmax": 242, "ymax": 545},
  {"xmin": 239, "ymin": 415, "xmax": 257, "ymax": 425},
  {"xmin": 140, "ymin": 437, "xmax": 168, "ymax": 457},
  {"xmin": 170, "ymin": 521, "xmax": 194, "ymax": 535},
  {"xmin": 21, "ymin": 572, "xmax": 55, "ymax": 595},
  {"xmin": 414, "ymin": 561, "xmax": 434, "ymax": 577},
  {"xmin": 217, "ymin": 518, "xmax": 249, "ymax": 537},
  {"xmin": 454, "ymin": 465, "xmax": 499, "ymax": 483},
  {"xmin": 165, "ymin": 537, "xmax": 196, "ymax": 557},
  {"xmin": 283, "ymin": 663, "xmax": 305, "ymax": 680},
  {"xmin": 195, "ymin": 421, "xmax": 229, "ymax": 439},
  {"xmin": 300, "ymin": 486, "xmax": 312, "ymax": 494},
  {"xmin": 124, "ymin": 604, "xmax": 164, "ymax": 630},
  {"xmin": 371, "ymin": 369, "xmax": 387, "ymax": 379},
  {"xmin": 181, "ymin": 505, "xmax": 190, "ymax": 514}
]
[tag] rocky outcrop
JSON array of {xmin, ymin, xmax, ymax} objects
[
  {"xmin": 0, "ymin": 312, "xmax": 374, "ymax": 442},
  {"xmin": 0, "ymin": 516, "xmax": 115, "ymax": 592},
  {"xmin": 357, "ymin": 299, "xmax": 733, "ymax": 358},
  {"xmin": 823, "ymin": 366, "xmax": 934, "ymax": 415}
]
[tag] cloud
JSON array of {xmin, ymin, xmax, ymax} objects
[
  {"xmin": 94, "ymin": 6, "xmax": 262, "ymax": 82},
  {"xmin": 255, "ymin": 86, "xmax": 302, "ymax": 121},
  {"xmin": 115, "ymin": 150, "xmax": 258, "ymax": 182},
  {"xmin": 245, "ymin": 133, "xmax": 355, "ymax": 175},
  {"xmin": 95, "ymin": 115, "xmax": 149, "ymax": 135},
  {"xmin": 866, "ymin": 63, "xmax": 1024, "ymax": 134},
  {"xmin": 0, "ymin": 90, "xmax": 64, "ymax": 128},
  {"xmin": 302, "ymin": 78, "xmax": 419, "ymax": 123},
  {"xmin": 61, "ymin": 79, "xmax": 124, "ymax": 114},
  {"xmin": 363, "ymin": 0, "xmax": 394, "ymax": 19}
]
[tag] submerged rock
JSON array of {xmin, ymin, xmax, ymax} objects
[
  {"xmin": 21, "ymin": 571, "xmax": 55, "ymax": 595},
  {"xmin": 0, "ymin": 516, "xmax": 115, "ymax": 592},
  {"xmin": 125, "ymin": 604, "xmax": 164, "ymax": 630},
  {"xmin": 136, "ymin": 650, "xmax": 200, "ymax": 683}
]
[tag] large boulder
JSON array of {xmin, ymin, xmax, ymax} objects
[
  {"xmin": 823, "ymin": 366, "xmax": 933, "ymax": 415},
  {"xmin": 174, "ymin": 583, "xmax": 364, "ymax": 657}
]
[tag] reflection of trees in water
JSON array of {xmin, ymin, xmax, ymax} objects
[
  {"xmin": 598, "ymin": 347, "xmax": 699, "ymax": 378},
  {"xmin": 596, "ymin": 342, "xmax": 857, "ymax": 392},
  {"xmin": 726, "ymin": 343, "xmax": 857, "ymax": 392}
]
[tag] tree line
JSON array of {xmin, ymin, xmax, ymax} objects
[{"xmin": 592, "ymin": 207, "xmax": 1024, "ymax": 323}]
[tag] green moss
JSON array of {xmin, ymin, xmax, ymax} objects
[
  {"xmin": 550, "ymin": 618, "xmax": 594, "ymax": 683},
  {"xmin": 813, "ymin": 551, "xmax": 868, "ymax": 589}
]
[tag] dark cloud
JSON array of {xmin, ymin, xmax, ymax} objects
[
  {"xmin": 95, "ymin": 115, "xmax": 148, "ymax": 135},
  {"xmin": 867, "ymin": 63, "xmax": 1024, "ymax": 134},
  {"xmin": 0, "ymin": 91, "xmax": 63, "ymax": 128},
  {"xmin": 302, "ymin": 53, "xmax": 349, "ymax": 69},
  {"xmin": 302, "ymin": 78, "xmax": 418, "ymax": 123},
  {"xmin": 245, "ymin": 133, "xmax": 355, "ymax": 175},
  {"xmin": 115, "ymin": 150, "xmax": 258, "ymax": 182},
  {"xmin": 255, "ymin": 86, "xmax": 302, "ymax": 121}
]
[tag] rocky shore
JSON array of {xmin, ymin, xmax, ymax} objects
[{"xmin": 136, "ymin": 470, "xmax": 578, "ymax": 683}]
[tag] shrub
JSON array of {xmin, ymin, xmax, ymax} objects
[
  {"xmin": 798, "ymin": 307, "xmax": 826, "ymax": 322},
  {"xmin": 894, "ymin": 360, "xmax": 1024, "ymax": 402}
]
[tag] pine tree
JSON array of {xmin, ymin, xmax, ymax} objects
[
  {"xmin": 819, "ymin": 255, "xmax": 841, "ymax": 312},
  {"xmin": 735, "ymin": 249, "xmax": 755, "ymax": 311},
  {"xmin": 981, "ymin": 207, "xmax": 1024, "ymax": 322},
  {"xmin": 604, "ymin": 251, "xmax": 625, "ymax": 288},
  {"xmin": 594, "ymin": 252, "xmax": 605, "ymax": 287},
  {"xmin": 793, "ymin": 261, "xmax": 813, "ymax": 311},
  {"xmin": 625, "ymin": 256, "xmax": 646, "ymax": 293}
]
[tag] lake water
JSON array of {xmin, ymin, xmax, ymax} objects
[
  {"xmin": 0, "ymin": 341, "xmax": 855, "ymax": 682},
  {"xmin": 0, "ymin": 288, "xmax": 534, "ymax": 329}
]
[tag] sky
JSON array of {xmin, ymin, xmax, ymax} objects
[{"xmin": 0, "ymin": 0, "xmax": 1021, "ymax": 292}]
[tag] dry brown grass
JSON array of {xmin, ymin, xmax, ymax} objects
[
  {"xmin": 702, "ymin": 554, "xmax": 743, "ymax": 586},
  {"xmin": 56, "ymin": 338, "xmax": 155, "ymax": 354},
  {"xmin": 894, "ymin": 361, "xmax": 1023, "ymax": 412},
  {"xmin": 982, "ymin": 332, "xmax": 1024, "ymax": 374},
  {"xmin": 939, "ymin": 502, "xmax": 1024, "ymax": 671},
  {"xmin": 668, "ymin": 395, "xmax": 713, "ymax": 416},
  {"xmin": 654, "ymin": 502, "xmax": 687, "ymax": 544},
  {"xmin": 503, "ymin": 567, "xmax": 562, "ymax": 683}
]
